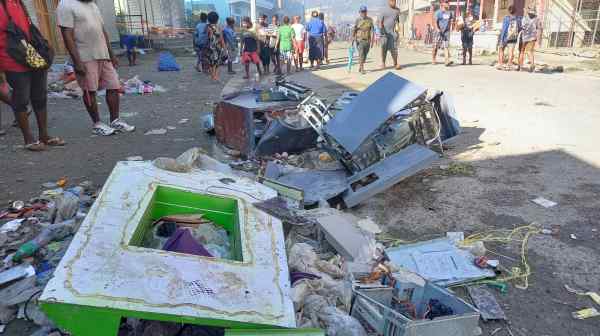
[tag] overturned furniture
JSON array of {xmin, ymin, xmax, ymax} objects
[
  {"xmin": 296, "ymin": 72, "xmax": 460, "ymax": 207},
  {"xmin": 39, "ymin": 161, "xmax": 295, "ymax": 335},
  {"xmin": 214, "ymin": 80, "xmax": 314, "ymax": 158}
]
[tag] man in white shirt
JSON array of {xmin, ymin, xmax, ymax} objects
[
  {"xmin": 291, "ymin": 16, "xmax": 306, "ymax": 71},
  {"xmin": 58, "ymin": 0, "xmax": 135, "ymax": 136}
]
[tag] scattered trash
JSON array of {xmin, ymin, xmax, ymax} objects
[
  {"xmin": 178, "ymin": 118, "xmax": 189, "ymax": 124},
  {"xmin": 564, "ymin": 284, "xmax": 600, "ymax": 305},
  {"xmin": 0, "ymin": 218, "xmax": 25, "ymax": 234},
  {"xmin": 0, "ymin": 264, "xmax": 35, "ymax": 286},
  {"xmin": 166, "ymin": 126, "xmax": 176, "ymax": 130},
  {"xmin": 532, "ymin": 197, "xmax": 557, "ymax": 208},
  {"xmin": 386, "ymin": 238, "xmax": 495, "ymax": 286},
  {"xmin": 126, "ymin": 156, "xmax": 144, "ymax": 161},
  {"xmin": 316, "ymin": 211, "xmax": 376, "ymax": 262},
  {"xmin": 570, "ymin": 233, "xmax": 577, "ymax": 240},
  {"xmin": 144, "ymin": 128, "xmax": 168, "ymax": 135},
  {"xmin": 467, "ymin": 285, "xmax": 507, "ymax": 321},
  {"xmin": 572, "ymin": 308, "xmax": 600, "ymax": 320}
]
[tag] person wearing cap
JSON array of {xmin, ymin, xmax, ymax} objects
[
  {"xmin": 379, "ymin": 0, "xmax": 402, "ymax": 70},
  {"xmin": 518, "ymin": 6, "xmax": 540, "ymax": 72},
  {"xmin": 353, "ymin": 5, "xmax": 375, "ymax": 74},
  {"xmin": 433, "ymin": 1, "xmax": 455, "ymax": 66}
]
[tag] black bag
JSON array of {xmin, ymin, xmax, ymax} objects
[{"xmin": 1, "ymin": 0, "xmax": 54, "ymax": 69}]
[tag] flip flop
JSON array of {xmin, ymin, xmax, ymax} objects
[
  {"xmin": 25, "ymin": 141, "xmax": 46, "ymax": 152},
  {"xmin": 43, "ymin": 137, "xmax": 66, "ymax": 146}
]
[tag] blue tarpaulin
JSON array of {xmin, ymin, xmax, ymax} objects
[{"xmin": 157, "ymin": 52, "xmax": 181, "ymax": 71}]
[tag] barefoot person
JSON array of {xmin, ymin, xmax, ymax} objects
[
  {"xmin": 204, "ymin": 11, "xmax": 226, "ymax": 81},
  {"xmin": 58, "ymin": 0, "xmax": 135, "ymax": 136},
  {"xmin": 518, "ymin": 6, "xmax": 540, "ymax": 72},
  {"xmin": 278, "ymin": 16, "xmax": 294, "ymax": 74},
  {"xmin": 240, "ymin": 17, "xmax": 262, "ymax": 79},
  {"xmin": 497, "ymin": 5, "xmax": 521, "ymax": 70},
  {"xmin": 0, "ymin": 0, "xmax": 63, "ymax": 150},
  {"xmin": 432, "ymin": 1, "xmax": 455, "ymax": 66},
  {"xmin": 307, "ymin": 11, "xmax": 326, "ymax": 69},
  {"xmin": 223, "ymin": 17, "xmax": 237, "ymax": 75},
  {"xmin": 380, "ymin": 0, "xmax": 402, "ymax": 70}
]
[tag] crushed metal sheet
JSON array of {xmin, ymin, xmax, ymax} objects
[{"xmin": 467, "ymin": 285, "xmax": 507, "ymax": 321}]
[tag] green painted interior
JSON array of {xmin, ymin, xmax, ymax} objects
[
  {"xmin": 40, "ymin": 302, "xmax": 274, "ymax": 336},
  {"xmin": 129, "ymin": 185, "xmax": 243, "ymax": 261}
]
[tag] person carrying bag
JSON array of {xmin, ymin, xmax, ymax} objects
[{"xmin": 0, "ymin": 0, "xmax": 63, "ymax": 151}]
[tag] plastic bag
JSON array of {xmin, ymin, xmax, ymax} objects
[
  {"xmin": 190, "ymin": 224, "xmax": 231, "ymax": 259},
  {"xmin": 153, "ymin": 148, "xmax": 202, "ymax": 173},
  {"xmin": 54, "ymin": 188, "xmax": 81, "ymax": 223},
  {"xmin": 288, "ymin": 243, "xmax": 344, "ymax": 279},
  {"xmin": 303, "ymin": 294, "xmax": 367, "ymax": 336}
]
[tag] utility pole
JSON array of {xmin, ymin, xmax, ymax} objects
[{"xmin": 251, "ymin": 0, "xmax": 257, "ymax": 24}]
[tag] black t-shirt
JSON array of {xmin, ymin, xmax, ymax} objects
[{"xmin": 242, "ymin": 30, "xmax": 258, "ymax": 52}]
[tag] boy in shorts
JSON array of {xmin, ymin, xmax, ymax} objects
[
  {"xmin": 278, "ymin": 16, "xmax": 294, "ymax": 74},
  {"xmin": 240, "ymin": 17, "xmax": 262, "ymax": 79}
]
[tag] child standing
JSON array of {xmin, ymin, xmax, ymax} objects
[
  {"xmin": 240, "ymin": 17, "xmax": 262, "ymax": 79},
  {"xmin": 278, "ymin": 16, "xmax": 294, "ymax": 74}
]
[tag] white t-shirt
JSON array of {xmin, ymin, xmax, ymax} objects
[
  {"xmin": 291, "ymin": 23, "xmax": 306, "ymax": 41},
  {"xmin": 57, "ymin": 0, "xmax": 110, "ymax": 62}
]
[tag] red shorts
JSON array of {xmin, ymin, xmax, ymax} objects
[
  {"xmin": 242, "ymin": 51, "xmax": 260, "ymax": 64},
  {"xmin": 293, "ymin": 40, "xmax": 305, "ymax": 54}
]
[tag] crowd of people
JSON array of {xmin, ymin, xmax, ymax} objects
[
  {"xmin": 0, "ymin": 0, "xmax": 544, "ymax": 149},
  {"xmin": 193, "ymin": 11, "xmax": 338, "ymax": 81}
]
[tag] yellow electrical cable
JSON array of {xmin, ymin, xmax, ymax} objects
[{"xmin": 459, "ymin": 224, "xmax": 540, "ymax": 289}]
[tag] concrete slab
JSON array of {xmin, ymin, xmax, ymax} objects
[{"xmin": 316, "ymin": 212, "xmax": 373, "ymax": 262}]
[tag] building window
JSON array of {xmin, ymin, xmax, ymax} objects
[{"xmin": 501, "ymin": 0, "xmax": 508, "ymax": 9}]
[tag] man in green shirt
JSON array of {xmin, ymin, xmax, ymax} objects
[
  {"xmin": 353, "ymin": 5, "xmax": 374, "ymax": 74},
  {"xmin": 278, "ymin": 16, "xmax": 294, "ymax": 74}
]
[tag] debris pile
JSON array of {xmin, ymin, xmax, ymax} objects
[
  {"xmin": 0, "ymin": 179, "xmax": 97, "ymax": 335},
  {"xmin": 46, "ymin": 64, "xmax": 165, "ymax": 99}
]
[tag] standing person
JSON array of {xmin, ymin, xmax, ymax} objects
[
  {"xmin": 306, "ymin": 11, "xmax": 326, "ymax": 69},
  {"xmin": 380, "ymin": 0, "xmax": 402, "ymax": 70},
  {"xmin": 425, "ymin": 24, "xmax": 433, "ymax": 44},
  {"xmin": 319, "ymin": 13, "xmax": 330, "ymax": 64},
  {"xmin": 278, "ymin": 16, "xmax": 294, "ymax": 75},
  {"xmin": 497, "ymin": 5, "xmax": 521, "ymax": 70},
  {"xmin": 432, "ymin": 1, "xmax": 455, "ymax": 66},
  {"xmin": 123, "ymin": 34, "xmax": 137, "ymax": 66},
  {"xmin": 194, "ymin": 13, "xmax": 208, "ymax": 73},
  {"xmin": 240, "ymin": 17, "xmax": 262, "ymax": 79},
  {"xmin": 459, "ymin": 8, "xmax": 476, "ymax": 65},
  {"xmin": 291, "ymin": 16, "xmax": 306, "ymax": 71},
  {"xmin": 203, "ymin": 11, "xmax": 225, "ymax": 81},
  {"xmin": 257, "ymin": 15, "xmax": 271, "ymax": 74},
  {"xmin": 518, "ymin": 6, "xmax": 540, "ymax": 72},
  {"xmin": 0, "ymin": 72, "xmax": 10, "ymax": 136},
  {"xmin": 223, "ymin": 17, "xmax": 237, "ymax": 75},
  {"xmin": 352, "ymin": 5, "xmax": 375, "ymax": 74},
  {"xmin": 1, "ymin": 0, "xmax": 64, "ymax": 150},
  {"xmin": 268, "ymin": 15, "xmax": 281, "ymax": 75},
  {"xmin": 58, "ymin": 0, "xmax": 135, "ymax": 136}
]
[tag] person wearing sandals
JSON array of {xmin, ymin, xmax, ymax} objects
[
  {"xmin": 380, "ymin": 0, "xmax": 402, "ymax": 70},
  {"xmin": 432, "ymin": 1, "xmax": 455, "ymax": 66},
  {"xmin": 58, "ymin": 0, "xmax": 135, "ymax": 136},
  {"xmin": 353, "ymin": 5, "xmax": 374, "ymax": 75},
  {"xmin": 0, "ymin": 0, "xmax": 64, "ymax": 151},
  {"xmin": 497, "ymin": 5, "xmax": 521, "ymax": 71}
]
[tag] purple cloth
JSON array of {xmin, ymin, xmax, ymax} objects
[
  {"xmin": 290, "ymin": 271, "xmax": 321, "ymax": 286},
  {"xmin": 163, "ymin": 228, "xmax": 213, "ymax": 257}
]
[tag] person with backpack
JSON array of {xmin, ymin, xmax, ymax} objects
[
  {"xmin": 0, "ymin": 0, "xmax": 64, "ymax": 150},
  {"xmin": 498, "ymin": 5, "xmax": 521, "ymax": 70},
  {"xmin": 194, "ymin": 13, "xmax": 208, "ymax": 73},
  {"xmin": 518, "ymin": 6, "xmax": 540, "ymax": 72}
]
